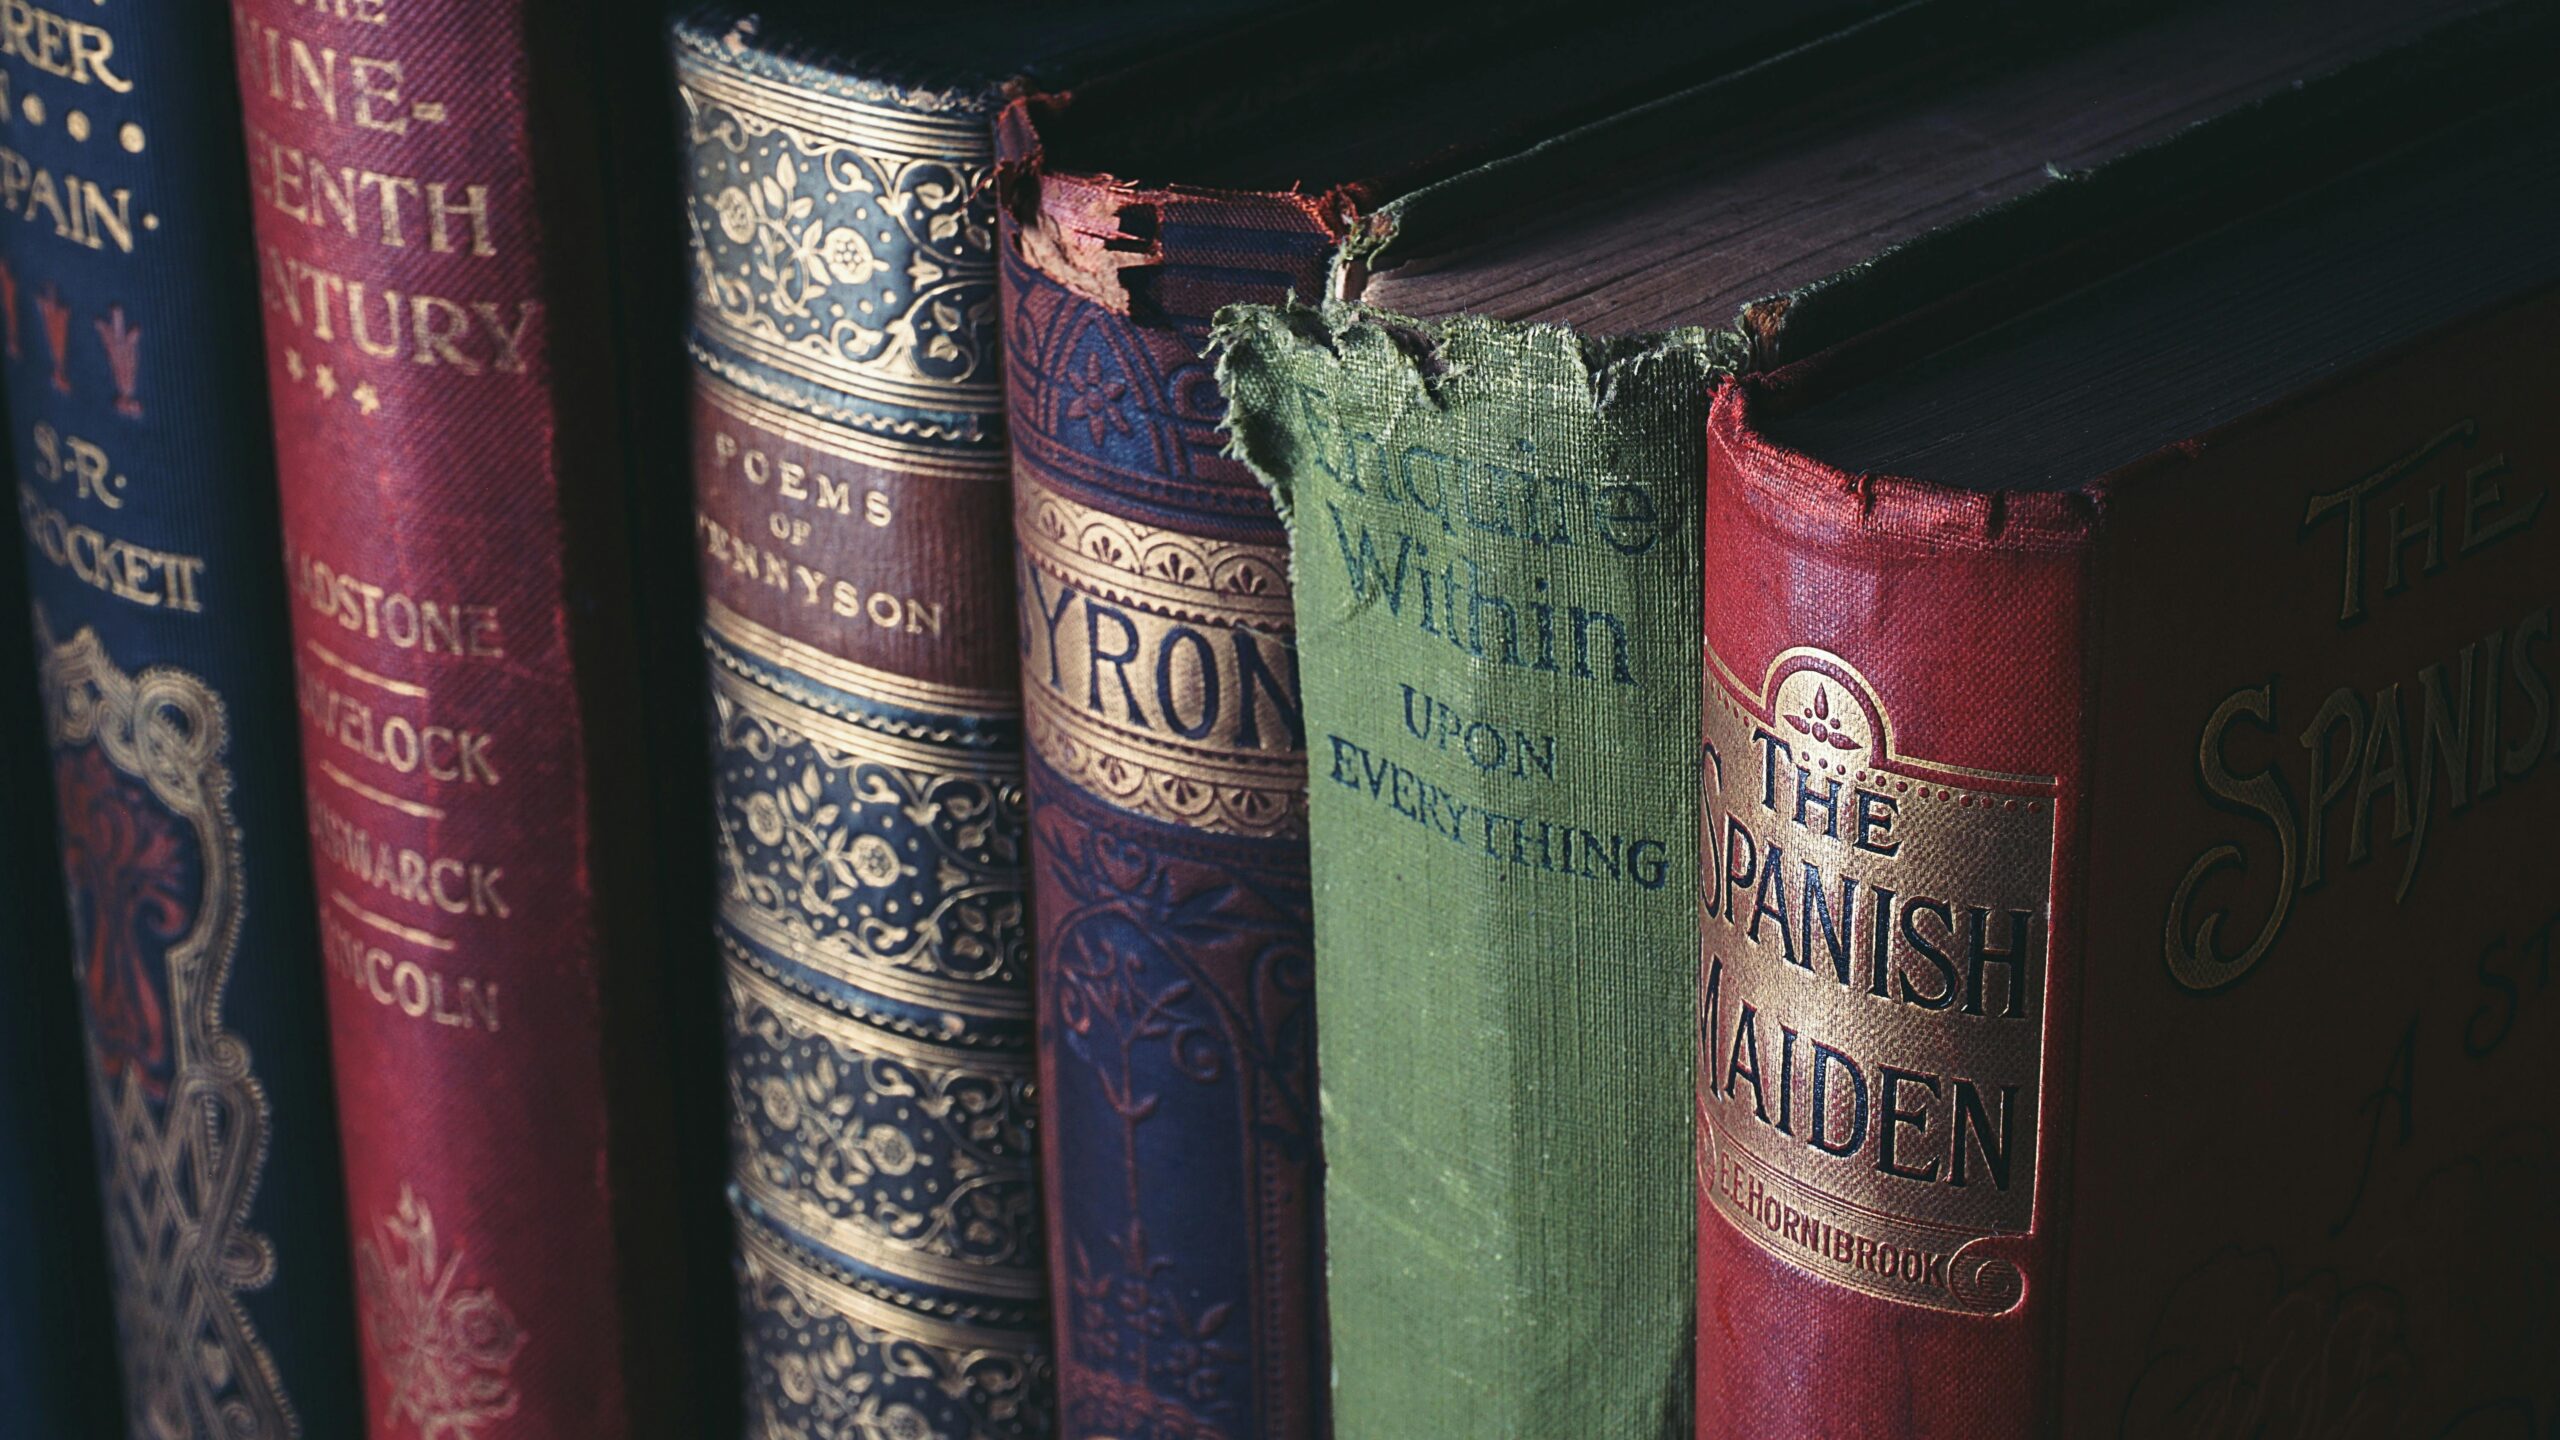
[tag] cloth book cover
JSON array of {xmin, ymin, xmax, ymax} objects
[
  {"xmin": 1695, "ymin": 72, "xmax": 2558, "ymax": 1437},
  {"xmin": 1207, "ymin": 3, "xmax": 2539, "ymax": 1434},
  {"xmin": 0, "ymin": 3, "xmax": 365, "ymax": 1437},
  {"xmin": 998, "ymin": 115, "xmax": 1335, "ymax": 1440},
  {"xmin": 234, "ymin": 1, "xmax": 694, "ymax": 1434},
  {"xmin": 671, "ymin": 5, "xmax": 1287, "ymax": 1438},
  {"xmin": 1213, "ymin": 2, "xmax": 2539, "ymax": 1424},
  {"xmin": 994, "ymin": 4, "xmax": 1881, "ymax": 1433},
  {"xmin": 0, "ymin": 523, "xmax": 121, "ymax": 1437}
]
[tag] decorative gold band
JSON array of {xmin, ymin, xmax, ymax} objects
[
  {"xmin": 1022, "ymin": 684, "xmax": 1309, "ymax": 840},
  {"xmin": 694, "ymin": 369, "xmax": 1005, "ymax": 481},
  {"xmin": 723, "ymin": 938, "xmax": 1030, "ymax": 1073},
  {"xmin": 725, "ymin": 957, "xmax": 1040, "ymax": 1300},
  {"xmin": 735, "ymin": 1210, "xmax": 1041, "ymax": 1354},
  {"xmin": 675, "ymin": 53, "xmax": 988, "ymax": 163},
  {"xmin": 711, "ymin": 651, "xmax": 1015, "ymax": 776},
  {"xmin": 735, "ymin": 1170, "xmax": 1044, "ymax": 1303},
  {"xmin": 1013, "ymin": 474, "xmax": 1295, "ymax": 630},
  {"xmin": 1011, "ymin": 474, "xmax": 1308, "ymax": 838}
]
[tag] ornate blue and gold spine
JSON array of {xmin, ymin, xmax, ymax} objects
[
  {"xmin": 0, "ymin": 4, "xmax": 362, "ymax": 1439},
  {"xmin": 673, "ymin": 13, "xmax": 1050, "ymax": 1438}
]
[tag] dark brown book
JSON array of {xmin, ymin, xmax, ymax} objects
[{"xmin": 1698, "ymin": 69, "xmax": 2559, "ymax": 1438}]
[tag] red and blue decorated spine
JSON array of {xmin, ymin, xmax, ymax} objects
[
  {"xmin": 0, "ymin": 520, "xmax": 122, "ymax": 1436},
  {"xmin": 0, "ymin": 4, "xmax": 364, "ymax": 1437},
  {"xmin": 232, "ymin": 2, "xmax": 684, "ymax": 1435},
  {"xmin": 997, "ymin": 96, "xmax": 1338, "ymax": 1440}
]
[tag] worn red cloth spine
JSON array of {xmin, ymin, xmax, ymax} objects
[
  {"xmin": 1697, "ymin": 386, "xmax": 2086, "ymax": 1436},
  {"xmin": 1697, "ymin": 288, "xmax": 2560, "ymax": 1434},
  {"xmin": 235, "ymin": 3, "xmax": 669, "ymax": 1435}
]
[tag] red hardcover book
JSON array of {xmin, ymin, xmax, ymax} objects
[
  {"xmin": 233, "ymin": 3, "xmax": 687, "ymax": 1436},
  {"xmin": 1695, "ymin": 93, "xmax": 2559, "ymax": 1435}
]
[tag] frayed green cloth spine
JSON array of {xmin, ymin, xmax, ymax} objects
[{"xmin": 1213, "ymin": 303, "xmax": 1735, "ymax": 1438}]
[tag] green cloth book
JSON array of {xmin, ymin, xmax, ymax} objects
[{"xmin": 1209, "ymin": 3, "xmax": 2499, "ymax": 1432}]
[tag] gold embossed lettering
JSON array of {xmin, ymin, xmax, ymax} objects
[
  {"xmin": 0, "ymin": 0, "xmax": 129, "ymax": 90},
  {"xmin": 258, "ymin": 245, "xmax": 539, "ymax": 374},
  {"xmin": 1014, "ymin": 474, "xmax": 1305, "ymax": 838},
  {"xmin": 1701, "ymin": 647, "xmax": 2050, "ymax": 1314},
  {"xmin": 296, "ymin": 669, "xmax": 503, "ymax": 787},
  {"xmin": 234, "ymin": 18, "xmax": 425, "ymax": 134},
  {"xmin": 322, "ymin": 911, "xmax": 502, "ymax": 1032},
  {"xmin": 0, "ymin": 145, "xmax": 135, "ymax": 252},
  {"xmin": 245, "ymin": 121, "xmax": 496, "ymax": 255},
  {"xmin": 290, "ymin": 0, "xmax": 388, "ymax": 25},
  {"xmin": 309, "ymin": 795, "xmax": 510, "ymax": 919},
  {"xmin": 288, "ymin": 546, "xmax": 504, "ymax": 658},
  {"xmin": 17, "ymin": 483, "xmax": 205, "ymax": 611}
]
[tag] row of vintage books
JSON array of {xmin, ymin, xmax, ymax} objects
[{"xmin": 5, "ymin": 1, "xmax": 2553, "ymax": 1437}]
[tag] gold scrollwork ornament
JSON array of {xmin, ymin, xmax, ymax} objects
[{"xmin": 40, "ymin": 621, "xmax": 294, "ymax": 1440}]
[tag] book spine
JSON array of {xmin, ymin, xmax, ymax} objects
[
  {"xmin": 1213, "ymin": 301, "xmax": 1726, "ymax": 1437},
  {"xmin": 1694, "ymin": 379, "xmax": 2095, "ymax": 1438},
  {"xmin": 2039, "ymin": 297, "xmax": 2558, "ymax": 1432},
  {"xmin": 0, "ymin": 529, "xmax": 121, "ymax": 1436},
  {"xmin": 670, "ymin": 21, "xmax": 1055, "ymax": 1438},
  {"xmin": 997, "ymin": 105, "xmax": 1337, "ymax": 1440},
  {"xmin": 1697, "ymin": 288, "xmax": 2560, "ymax": 1433},
  {"xmin": 0, "ymin": 4, "xmax": 364, "ymax": 1437},
  {"xmin": 232, "ymin": 3, "xmax": 666, "ymax": 1434}
]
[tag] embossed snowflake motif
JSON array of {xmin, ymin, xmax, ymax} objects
[
  {"xmin": 357, "ymin": 1185, "xmax": 527, "ymax": 1440},
  {"xmin": 1063, "ymin": 353, "xmax": 1132, "ymax": 446}
]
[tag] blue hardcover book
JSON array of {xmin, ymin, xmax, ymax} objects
[
  {"xmin": 0, "ymin": 5, "xmax": 362, "ymax": 1438},
  {"xmin": 0, "ymin": 530, "xmax": 119, "ymax": 1440}
]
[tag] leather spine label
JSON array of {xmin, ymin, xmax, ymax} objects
[
  {"xmin": 691, "ymin": 374, "xmax": 1018, "ymax": 702},
  {"xmin": 1700, "ymin": 644, "xmax": 2053, "ymax": 1314}
]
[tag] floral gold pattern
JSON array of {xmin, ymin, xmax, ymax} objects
[
  {"xmin": 40, "ymin": 622, "xmax": 297, "ymax": 1440},
  {"xmin": 678, "ymin": 54, "xmax": 998, "ymax": 411},
  {"xmin": 356, "ymin": 1186, "xmax": 526, "ymax": 1440},
  {"xmin": 681, "ymin": 20, "xmax": 1046, "ymax": 1436},
  {"xmin": 727, "ymin": 958, "xmax": 1041, "ymax": 1301},
  {"xmin": 712, "ymin": 662, "xmax": 1028, "ymax": 1020}
]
